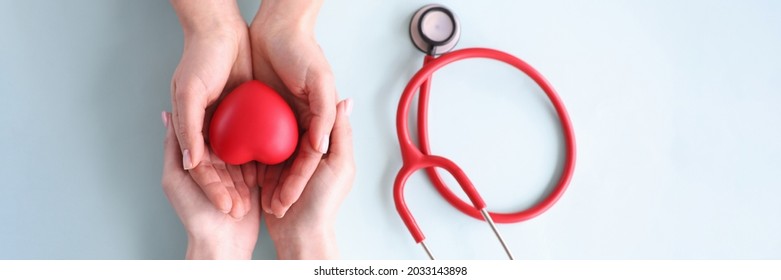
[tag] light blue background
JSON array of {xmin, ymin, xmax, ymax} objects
[{"xmin": 1, "ymin": 0, "xmax": 780, "ymax": 259}]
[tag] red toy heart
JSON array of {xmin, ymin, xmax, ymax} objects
[{"xmin": 209, "ymin": 80, "xmax": 298, "ymax": 165}]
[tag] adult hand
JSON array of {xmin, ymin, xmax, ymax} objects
[
  {"xmin": 265, "ymin": 100, "xmax": 354, "ymax": 259},
  {"xmin": 249, "ymin": 0, "xmax": 338, "ymax": 218},
  {"xmin": 170, "ymin": 0, "xmax": 254, "ymax": 218},
  {"xmin": 161, "ymin": 112, "xmax": 260, "ymax": 260}
]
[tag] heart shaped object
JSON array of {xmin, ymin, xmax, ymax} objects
[{"xmin": 209, "ymin": 80, "xmax": 298, "ymax": 165}]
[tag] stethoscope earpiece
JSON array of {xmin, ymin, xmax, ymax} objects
[{"xmin": 409, "ymin": 4, "xmax": 461, "ymax": 56}]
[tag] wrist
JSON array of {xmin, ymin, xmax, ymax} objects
[
  {"xmin": 251, "ymin": 0, "xmax": 323, "ymax": 35},
  {"xmin": 171, "ymin": 0, "xmax": 246, "ymax": 36},
  {"xmin": 186, "ymin": 235, "xmax": 254, "ymax": 260},
  {"xmin": 271, "ymin": 225, "xmax": 337, "ymax": 259}
]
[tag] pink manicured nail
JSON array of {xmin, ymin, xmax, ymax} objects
[
  {"xmin": 161, "ymin": 111, "xmax": 168, "ymax": 127},
  {"xmin": 182, "ymin": 149, "xmax": 193, "ymax": 170},
  {"xmin": 318, "ymin": 134, "xmax": 330, "ymax": 154},
  {"xmin": 345, "ymin": 98, "xmax": 353, "ymax": 117}
]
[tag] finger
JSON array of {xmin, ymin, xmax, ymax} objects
[
  {"xmin": 241, "ymin": 162, "xmax": 258, "ymax": 189},
  {"xmin": 271, "ymin": 132, "xmax": 322, "ymax": 217},
  {"xmin": 256, "ymin": 164, "xmax": 272, "ymax": 214},
  {"xmin": 261, "ymin": 186, "xmax": 274, "ymax": 216},
  {"xmin": 236, "ymin": 181, "xmax": 252, "ymax": 219},
  {"xmin": 162, "ymin": 112, "xmax": 183, "ymax": 177},
  {"xmin": 256, "ymin": 163, "xmax": 266, "ymax": 188},
  {"xmin": 248, "ymin": 181, "xmax": 261, "ymax": 219},
  {"xmin": 277, "ymin": 159, "xmax": 293, "ymax": 188},
  {"xmin": 225, "ymin": 184, "xmax": 244, "ymax": 219},
  {"xmin": 304, "ymin": 65, "xmax": 338, "ymax": 154},
  {"xmin": 328, "ymin": 99, "xmax": 354, "ymax": 162},
  {"xmin": 188, "ymin": 156, "xmax": 232, "ymax": 214},
  {"xmin": 262, "ymin": 164, "xmax": 283, "ymax": 216},
  {"xmin": 228, "ymin": 164, "xmax": 251, "ymax": 218},
  {"xmin": 270, "ymin": 159, "xmax": 293, "ymax": 217},
  {"xmin": 212, "ymin": 159, "xmax": 244, "ymax": 219}
]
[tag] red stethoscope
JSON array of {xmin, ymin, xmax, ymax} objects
[{"xmin": 393, "ymin": 4, "xmax": 577, "ymax": 259}]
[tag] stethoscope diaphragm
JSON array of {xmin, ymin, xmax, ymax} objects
[{"xmin": 409, "ymin": 4, "xmax": 461, "ymax": 56}]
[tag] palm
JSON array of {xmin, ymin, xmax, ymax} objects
[
  {"xmin": 250, "ymin": 32, "xmax": 320, "ymax": 129},
  {"xmin": 163, "ymin": 145, "xmax": 260, "ymax": 249},
  {"xmin": 263, "ymin": 158, "xmax": 352, "ymax": 236}
]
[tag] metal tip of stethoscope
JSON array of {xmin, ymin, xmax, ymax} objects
[
  {"xmin": 480, "ymin": 209, "xmax": 515, "ymax": 260},
  {"xmin": 420, "ymin": 242, "xmax": 435, "ymax": 260}
]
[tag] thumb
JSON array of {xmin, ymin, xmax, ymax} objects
[
  {"xmin": 304, "ymin": 67, "xmax": 338, "ymax": 155},
  {"xmin": 171, "ymin": 82, "xmax": 208, "ymax": 170},
  {"xmin": 328, "ymin": 99, "xmax": 354, "ymax": 161}
]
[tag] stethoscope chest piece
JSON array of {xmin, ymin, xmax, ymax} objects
[{"xmin": 409, "ymin": 4, "xmax": 461, "ymax": 55}]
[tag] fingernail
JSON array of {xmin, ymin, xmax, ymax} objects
[
  {"xmin": 161, "ymin": 111, "xmax": 168, "ymax": 128},
  {"xmin": 275, "ymin": 206, "xmax": 287, "ymax": 218},
  {"xmin": 182, "ymin": 149, "xmax": 193, "ymax": 170},
  {"xmin": 233, "ymin": 204, "xmax": 245, "ymax": 220},
  {"xmin": 221, "ymin": 207, "xmax": 230, "ymax": 214},
  {"xmin": 318, "ymin": 134, "xmax": 330, "ymax": 154},
  {"xmin": 345, "ymin": 98, "xmax": 353, "ymax": 117}
]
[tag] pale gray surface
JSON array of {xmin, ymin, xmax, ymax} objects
[{"xmin": 1, "ymin": 0, "xmax": 780, "ymax": 259}]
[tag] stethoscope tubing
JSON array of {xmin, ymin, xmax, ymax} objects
[{"xmin": 394, "ymin": 48, "xmax": 577, "ymax": 244}]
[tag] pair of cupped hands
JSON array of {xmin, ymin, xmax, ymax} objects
[{"xmin": 161, "ymin": 1, "xmax": 354, "ymax": 259}]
